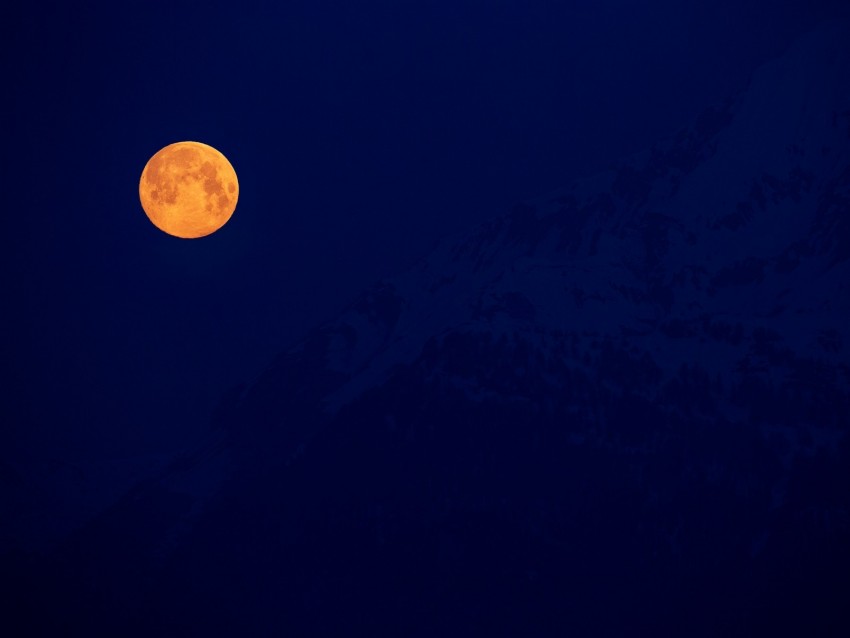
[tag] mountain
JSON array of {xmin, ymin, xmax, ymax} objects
[{"xmin": 5, "ymin": 20, "xmax": 850, "ymax": 637}]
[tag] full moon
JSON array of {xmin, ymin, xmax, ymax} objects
[{"xmin": 139, "ymin": 141, "xmax": 238, "ymax": 239}]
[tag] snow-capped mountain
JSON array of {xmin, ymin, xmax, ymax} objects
[
  {"xmin": 225, "ymin": 19, "xmax": 850, "ymax": 460},
  {"xmin": 10, "ymin": 20, "xmax": 850, "ymax": 637}
]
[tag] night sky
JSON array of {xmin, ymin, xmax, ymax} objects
[
  {"xmin": 3, "ymin": 1, "xmax": 850, "ymax": 634},
  {"xmin": 3, "ymin": 0, "xmax": 839, "ymax": 474}
]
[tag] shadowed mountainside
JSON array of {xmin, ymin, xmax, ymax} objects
[{"xmin": 5, "ymin": 20, "xmax": 850, "ymax": 637}]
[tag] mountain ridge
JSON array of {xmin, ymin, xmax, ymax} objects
[{"xmin": 219, "ymin": 19, "xmax": 849, "ymax": 456}]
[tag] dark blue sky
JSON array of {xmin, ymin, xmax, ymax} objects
[{"xmin": 2, "ymin": 0, "xmax": 845, "ymax": 472}]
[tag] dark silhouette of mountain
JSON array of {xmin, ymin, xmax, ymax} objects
[{"xmin": 4, "ymin": 20, "xmax": 850, "ymax": 637}]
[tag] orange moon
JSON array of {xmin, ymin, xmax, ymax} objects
[{"xmin": 139, "ymin": 141, "xmax": 238, "ymax": 239}]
